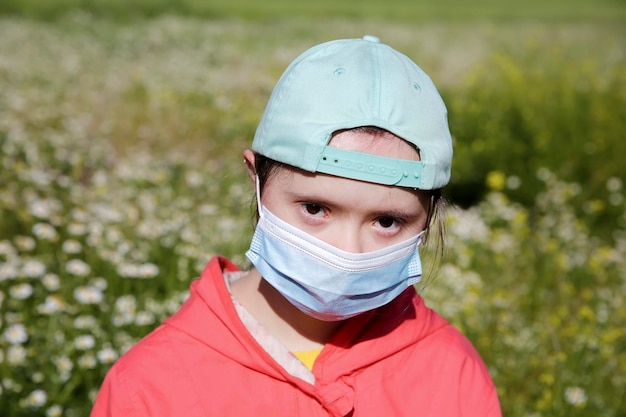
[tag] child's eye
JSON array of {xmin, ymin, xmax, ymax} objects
[
  {"xmin": 374, "ymin": 216, "xmax": 407, "ymax": 236},
  {"xmin": 377, "ymin": 217, "xmax": 397, "ymax": 229},
  {"xmin": 303, "ymin": 203, "xmax": 324, "ymax": 216}
]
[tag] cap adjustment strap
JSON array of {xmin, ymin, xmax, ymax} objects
[{"xmin": 316, "ymin": 146, "xmax": 423, "ymax": 188}]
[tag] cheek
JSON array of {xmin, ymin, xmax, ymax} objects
[{"xmin": 259, "ymin": 187, "xmax": 308, "ymax": 231}]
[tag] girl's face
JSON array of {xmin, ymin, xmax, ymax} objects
[{"xmin": 250, "ymin": 130, "xmax": 430, "ymax": 253}]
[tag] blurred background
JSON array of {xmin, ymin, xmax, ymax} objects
[{"xmin": 0, "ymin": 1, "xmax": 624, "ymax": 416}]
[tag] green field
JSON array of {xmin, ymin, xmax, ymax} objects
[
  {"xmin": 2, "ymin": 0, "xmax": 626, "ymax": 21},
  {"xmin": 0, "ymin": 1, "xmax": 625, "ymax": 416}
]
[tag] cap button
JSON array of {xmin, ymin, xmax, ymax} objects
[{"xmin": 362, "ymin": 35, "xmax": 380, "ymax": 43}]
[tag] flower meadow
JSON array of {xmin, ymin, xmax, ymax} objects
[{"xmin": 0, "ymin": 15, "xmax": 625, "ymax": 417}]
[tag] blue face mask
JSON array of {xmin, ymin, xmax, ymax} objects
[{"xmin": 245, "ymin": 205, "xmax": 424, "ymax": 321}]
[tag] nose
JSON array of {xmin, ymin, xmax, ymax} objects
[{"xmin": 328, "ymin": 226, "xmax": 365, "ymax": 254}]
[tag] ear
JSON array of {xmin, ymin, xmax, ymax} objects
[{"xmin": 243, "ymin": 149, "xmax": 256, "ymax": 184}]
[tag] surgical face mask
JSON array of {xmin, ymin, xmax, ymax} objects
[{"xmin": 245, "ymin": 205, "xmax": 424, "ymax": 321}]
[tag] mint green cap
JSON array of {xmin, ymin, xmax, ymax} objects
[{"xmin": 252, "ymin": 35, "xmax": 453, "ymax": 189}]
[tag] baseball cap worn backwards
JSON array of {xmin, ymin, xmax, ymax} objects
[{"xmin": 251, "ymin": 35, "xmax": 453, "ymax": 190}]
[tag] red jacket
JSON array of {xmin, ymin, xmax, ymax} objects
[{"xmin": 91, "ymin": 256, "xmax": 501, "ymax": 417}]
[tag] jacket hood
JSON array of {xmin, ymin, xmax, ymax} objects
[{"xmin": 166, "ymin": 257, "xmax": 449, "ymax": 380}]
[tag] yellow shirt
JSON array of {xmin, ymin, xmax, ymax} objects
[{"xmin": 293, "ymin": 349, "xmax": 323, "ymax": 371}]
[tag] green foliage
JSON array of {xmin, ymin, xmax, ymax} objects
[
  {"xmin": 1, "ymin": 0, "xmax": 626, "ymax": 21},
  {"xmin": 443, "ymin": 38, "xmax": 626, "ymax": 239},
  {"xmin": 0, "ymin": 15, "xmax": 624, "ymax": 417}
]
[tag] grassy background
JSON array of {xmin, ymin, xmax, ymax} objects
[
  {"xmin": 0, "ymin": 1, "xmax": 625, "ymax": 416},
  {"xmin": 1, "ymin": 0, "xmax": 626, "ymax": 21}
]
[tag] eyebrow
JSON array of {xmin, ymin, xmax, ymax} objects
[{"xmin": 370, "ymin": 209, "xmax": 423, "ymax": 220}]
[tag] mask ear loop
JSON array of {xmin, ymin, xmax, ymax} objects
[{"xmin": 255, "ymin": 174, "xmax": 264, "ymax": 219}]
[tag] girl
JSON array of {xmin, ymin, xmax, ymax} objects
[{"xmin": 91, "ymin": 35, "xmax": 501, "ymax": 417}]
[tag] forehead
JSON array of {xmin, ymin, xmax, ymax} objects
[
  {"xmin": 263, "ymin": 129, "xmax": 428, "ymax": 209},
  {"xmin": 328, "ymin": 129, "xmax": 421, "ymax": 162}
]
